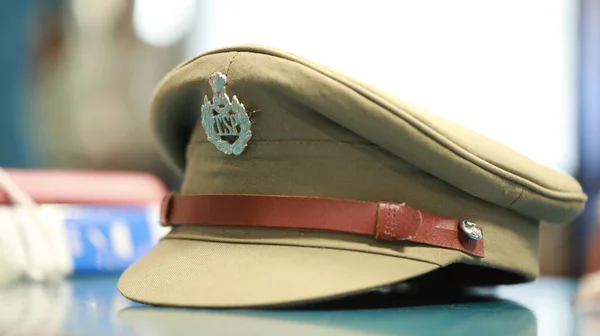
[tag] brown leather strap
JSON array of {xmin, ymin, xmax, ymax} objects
[{"xmin": 160, "ymin": 193, "xmax": 484, "ymax": 257}]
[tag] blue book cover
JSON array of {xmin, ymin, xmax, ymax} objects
[{"xmin": 43, "ymin": 203, "xmax": 168, "ymax": 275}]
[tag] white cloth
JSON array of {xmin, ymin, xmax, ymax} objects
[{"xmin": 0, "ymin": 168, "xmax": 71, "ymax": 285}]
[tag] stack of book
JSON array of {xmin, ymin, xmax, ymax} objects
[{"xmin": 0, "ymin": 168, "xmax": 169, "ymax": 281}]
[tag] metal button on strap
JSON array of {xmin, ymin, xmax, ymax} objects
[{"xmin": 460, "ymin": 220, "xmax": 483, "ymax": 241}]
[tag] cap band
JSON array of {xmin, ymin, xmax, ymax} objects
[{"xmin": 160, "ymin": 194, "xmax": 485, "ymax": 257}]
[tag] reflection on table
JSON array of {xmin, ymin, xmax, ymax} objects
[{"xmin": 0, "ymin": 275, "xmax": 593, "ymax": 336}]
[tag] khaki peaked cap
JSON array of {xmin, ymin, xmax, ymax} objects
[{"xmin": 118, "ymin": 45, "xmax": 587, "ymax": 308}]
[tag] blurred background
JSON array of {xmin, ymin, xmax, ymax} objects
[{"xmin": 0, "ymin": 0, "xmax": 599, "ymax": 278}]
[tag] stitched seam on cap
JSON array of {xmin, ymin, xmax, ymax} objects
[
  {"xmin": 161, "ymin": 235, "xmax": 446, "ymax": 267},
  {"xmin": 225, "ymin": 52, "xmax": 238, "ymax": 77},
  {"xmin": 186, "ymin": 141, "xmax": 583, "ymax": 207},
  {"xmin": 509, "ymin": 186, "xmax": 525, "ymax": 207},
  {"xmin": 390, "ymin": 205, "xmax": 397, "ymax": 238},
  {"xmin": 384, "ymin": 204, "xmax": 392, "ymax": 238}
]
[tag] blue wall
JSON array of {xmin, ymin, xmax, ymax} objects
[{"xmin": 0, "ymin": 0, "xmax": 36, "ymax": 168}]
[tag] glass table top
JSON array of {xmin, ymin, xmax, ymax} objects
[{"xmin": 0, "ymin": 275, "xmax": 596, "ymax": 336}]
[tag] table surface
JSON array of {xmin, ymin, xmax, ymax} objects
[{"xmin": 0, "ymin": 275, "xmax": 598, "ymax": 336}]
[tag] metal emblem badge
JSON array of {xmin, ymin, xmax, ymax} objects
[{"xmin": 201, "ymin": 72, "xmax": 252, "ymax": 155}]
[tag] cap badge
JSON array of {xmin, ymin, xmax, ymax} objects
[{"xmin": 201, "ymin": 72, "xmax": 252, "ymax": 155}]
